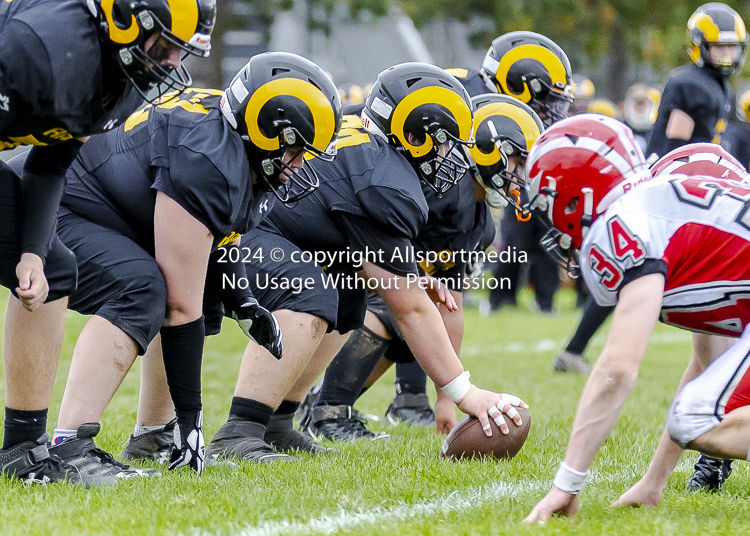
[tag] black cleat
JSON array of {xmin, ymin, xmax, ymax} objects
[
  {"xmin": 121, "ymin": 419, "xmax": 177, "ymax": 465},
  {"xmin": 687, "ymin": 454, "xmax": 733, "ymax": 492},
  {"xmin": 50, "ymin": 424, "xmax": 160, "ymax": 480},
  {"xmin": 207, "ymin": 420, "xmax": 296, "ymax": 463},
  {"xmin": 296, "ymin": 381, "xmax": 322, "ymax": 432},
  {"xmin": 385, "ymin": 393, "xmax": 436, "ymax": 427},
  {"xmin": 307, "ymin": 405, "xmax": 390, "ymax": 442},
  {"xmin": 0, "ymin": 433, "xmax": 112, "ymax": 487},
  {"xmin": 266, "ymin": 428, "xmax": 335, "ymax": 454}
]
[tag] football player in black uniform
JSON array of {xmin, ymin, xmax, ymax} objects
[
  {"xmin": 8, "ymin": 52, "xmax": 341, "ymax": 477},
  {"xmin": 646, "ymin": 3, "xmax": 742, "ymax": 160},
  {"xmin": 0, "ymin": 0, "xmax": 215, "ymax": 485},
  {"xmin": 480, "ymin": 31, "xmax": 573, "ymax": 316},
  {"xmin": 384, "ymin": 65, "xmax": 498, "ymax": 430},
  {"xmin": 302, "ymin": 95, "xmax": 543, "ymax": 441}
]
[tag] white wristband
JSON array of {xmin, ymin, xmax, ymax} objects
[
  {"xmin": 441, "ymin": 371, "xmax": 472, "ymax": 402},
  {"xmin": 553, "ymin": 462, "xmax": 589, "ymax": 495}
]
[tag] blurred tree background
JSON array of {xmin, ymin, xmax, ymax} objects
[{"xmin": 199, "ymin": 0, "xmax": 750, "ymax": 101}]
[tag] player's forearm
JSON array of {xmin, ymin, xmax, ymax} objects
[
  {"xmin": 440, "ymin": 290, "xmax": 464, "ymax": 355},
  {"xmin": 20, "ymin": 141, "xmax": 82, "ymax": 262},
  {"xmin": 388, "ymin": 289, "xmax": 464, "ymax": 387},
  {"xmin": 564, "ymin": 357, "xmax": 639, "ymax": 472}
]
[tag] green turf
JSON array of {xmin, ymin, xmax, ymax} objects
[{"xmin": 0, "ymin": 287, "xmax": 747, "ymax": 536}]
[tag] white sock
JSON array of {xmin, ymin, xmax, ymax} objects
[
  {"xmin": 133, "ymin": 424, "xmax": 167, "ymax": 438},
  {"xmin": 746, "ymin": 442, "xmax": 750, "ymax": 462},
  {"xmin": 52, "ymin": 428, "xmax": 77, "ymax": 445}
]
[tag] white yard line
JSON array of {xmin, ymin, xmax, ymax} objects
[
  {"xmin": 461, "ymin": 330, "xmax": 692, "ymax": 358},
  {"xmin": 203, "ymin": 479, "xmax": 544, "ymax": 536},
  {"xmin": 202, "ymin": 472, "xmax": 630, "ymax": 536}
]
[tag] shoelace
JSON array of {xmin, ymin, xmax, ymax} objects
[
  {"xmin": 333, "ymin": 417, "xmax": 372, "ymax": 439},
  {"xmin": 89, "ymin": 447, "xmax": 130, "ymax": 471}
]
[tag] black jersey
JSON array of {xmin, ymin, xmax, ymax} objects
[
  {"xmin": 720, "ymin": 120, "xmax": 750, "ymax": 170},
  {"xmin": 445, "ymin": 68, "xmax": 496, "ymax": 98},
  {"xmin": 62, "ymin": 88, "xmax": 272, "ymax": 254},
  {"xmin": 412, "ymin": 169, "xmax": 477, "ymax": 277},
  {"xmin": 0, "ymin": 0, "xmax": 139, "ymax": 150},
  {"xmin": 646, "ymin": 63, "xmax": 734, "ymax": 158},
  {"xmin": 262, "ymin": 114, "xmax": 428, "ymax": 275}
]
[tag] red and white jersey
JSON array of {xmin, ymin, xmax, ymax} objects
[{"xmin": 581, "ymin": 174, "xmax": 750, "ymax": 337}]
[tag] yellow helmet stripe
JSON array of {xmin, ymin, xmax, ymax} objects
[
  {"xmin": 735, "ymin": 14, "xmax": 747, "ymax": 41},
  {"xmin": 245, "ymin": 78, "xmax": 336, "ymax": 152},
  {"xmin": 469, "ymin": 103, "xmax": 541, "ymax": 166},
  {"xmin": 101, "ymin": 0, "xmax": 139, "ymax": 44},
  {"xmin": 391, "ymin": 86, "xmax": 472, "ymax": 158},
  {"xmin": 689, "ymin": 13, "xmax": 720, "ymax": 42},
  {"xmin": 167, "ymin": 0, "xmax": 200, "ymax": 42},
  {"xmin": 496, "ymin": 44, "xmax": 567, "ymax": 103}
]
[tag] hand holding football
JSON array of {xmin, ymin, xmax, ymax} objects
[{"xmin": 440, "ymin": 408, "xmax": 531, "ymax": 461}]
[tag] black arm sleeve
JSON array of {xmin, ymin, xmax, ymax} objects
[{"xmin": 20, "ymin": 140, "xmax": 83, "ymax": 263}]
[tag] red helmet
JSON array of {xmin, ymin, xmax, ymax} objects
[
  {"xmin": 525, "ymin": 114, "xmax": 650, "ymax": 270},
  {"xmin": 651, "ymin": 143, "xmax": 750, "ymax": 183}
]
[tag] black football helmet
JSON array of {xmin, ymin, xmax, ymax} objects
[
  {"xmin": 362, "ymin": 62, "xmax": 474, "ymax": 196},
  {"xmin": 467, "ymin": 94, "xmax": 543, "ymax": 213},
  {"xmin": 688, "ymin": 2, "xmax": 748, "ymax": 77},
  {"xmin": 92, "ymin": 0, "xmax": 216, "ymax": 101},
  {"xmin": 481, "ymin": 31, "xmax": 573, "ymax": 127},
  {"xmin": 220, "ymin": 52, "xmax": 342, "ymax": 205}
]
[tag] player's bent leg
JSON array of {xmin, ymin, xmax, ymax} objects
[
  {"xmin": 122, "ymin": 336, "xmax": 178, "ymax": 464},
  {"xmin": 207, "ymin": 311, "xmax": 329, "ymax": 462},
  {"xmin": 386, "ymin": 346, "xmax": 435, "ymax": 427},
  {"xmin": 668, "ymin": 331, "xmax": 750, "ymax": 463},
  {"xmin": 50, "ymin": 214, "xmax": 167, "ymax": 479},
  {"xmin": 307, "ymin": 326, "xmax": 392, "ymax": 442},
  {"xmin": 686, "ymin": 333, "xmax": 737, "ymax": 492}
]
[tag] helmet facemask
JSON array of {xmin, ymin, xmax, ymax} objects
[
  {"xmin": 118, "ymin": 31, "xmax": 194, "ymax": 104},
  {"xmin": 253, "ymin": 122, "xmax": 336, "ymax": 206},
  {"xmin": 101, "ymin": 0, "xmax": 215, "ymax": 104},
  {"xmin": 404, "ymin": 123, "xmax": 472, "ymax": 197},
  {"xmin": 525, "ymin": 78, "xmax": 573, "ymax": 127},
  {"xmin": 526, "ymin": 184, "xmax": 581, "ymax": 278}
]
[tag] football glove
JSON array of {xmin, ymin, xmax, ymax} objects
[
  {"xmin": 169, "ymin": 410, "xmax": 205, "ymax": 474},
  {"xmin": 231, "ymin": 298, "xmax": 283, "ymax": 359}
]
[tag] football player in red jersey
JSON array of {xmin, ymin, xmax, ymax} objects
[{"xmin": 523, "ymin": 114, "xmax": 750, "ymax": 522}]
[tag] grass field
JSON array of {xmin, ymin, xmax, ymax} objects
[{"xmin": 0, "ymin": 286, "xmax": 748, "ymax": 536}]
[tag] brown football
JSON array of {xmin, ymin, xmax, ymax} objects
[{"xmin": 439, "ymin": 408, "xmax": 531, "ymax": 461}]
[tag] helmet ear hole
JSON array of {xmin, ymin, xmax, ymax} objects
[{"xmin": 565, "ymin": 196, "xmax": 579, "ymax": 215}]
